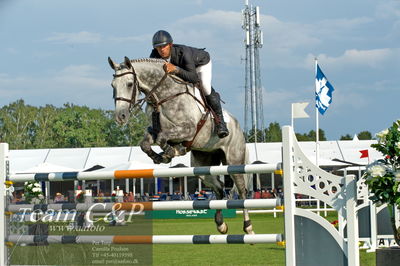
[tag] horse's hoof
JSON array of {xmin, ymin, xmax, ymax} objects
[
  {"xmin": 243, "ymin": 220, "xmax": 254, "ymax": 234},
  {"xmin": 164, "ymin": 146, "xmax": 175, "ymax": 158},
  {"xmin": 152, "ymin": 155, "xmax": 163, "ymax": 164},
  {"xmin": 159, "ymin": 152, "xmax": 172, "ymax": 164},
  {"xmin": 162, "ymin": 157, "xmax": 172, "ymax": 164},
  {"xmin": 217, "ymin": 222, "xmax": 228, "ymax": 234}
]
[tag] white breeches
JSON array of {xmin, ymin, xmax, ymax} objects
[{"xmin": 196, "ymin": 60, "xmax": 212, "ymax": 96}]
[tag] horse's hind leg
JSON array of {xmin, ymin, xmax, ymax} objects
[
  {"xmin": 224, "ymin": 141, "xmax": 255, "ymax": 234},
  {"xmin": 202, "ymin": 175, "xmax": 228, "ymax": 234},
  {"xmin": 232, "ymin": 173, "xmax": 255, "ymax": 235},
  {"xmin": 191, "ymin": 150, "xmax": 228, "ymax": 234}
]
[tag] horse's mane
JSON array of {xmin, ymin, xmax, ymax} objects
[
  {"xmin": 130, "ymin": 58, "xmax": 165, "ymax": 64},
  {"xmin": 115, "ymin": 58, "xmax": 164, "ymax": 71}
]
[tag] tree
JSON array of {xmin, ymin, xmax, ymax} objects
[
  {"xmin": 51, "ymin": 104, "xmax": 110, "ymax": 148},
  {"xmin": 0, "ymin": 100, "xmax": 37, "ymax": 149},
  {"xmin": 104, "ymin": 110, "xmax": 148, "ymax": 146},
  {"xmin": 31, "ymin": 104, "xmax": 59, "ymax": 148},
  {"xmin": 296, "ymin": 129, "xmax": 327, "ymax": 141},
  {"xmin": 357, "ymin": 131, "xmax": 372, "ymax": 140},
  {"xmin": 265, "ymin": 122, "xmax": 282, "ymax": 142},
  {"xmin": 245, "ymin": 128, "xmax": 264, "ymax": 143},
  {"xmin": 0, "ymin": 100, "xmax": 150, "ymax": 149},
  {"xmin": 340, "ymin": 134, "xmax": 352, "ymax": 140}
]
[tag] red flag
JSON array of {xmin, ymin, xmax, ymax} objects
[{"xmin": 359, "ymin": 149, "xmax": 369, "ymax": 159}]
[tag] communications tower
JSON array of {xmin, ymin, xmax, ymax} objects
[{"xmin": 242, "ymin": 0, "xmax": 265, "ymax": 142}]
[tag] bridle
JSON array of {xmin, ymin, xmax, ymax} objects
[
  {"xmin": 113, "ymin": 66, "xmax": 168, "ymax": 112},
  {"xmin": 113, "ymin": 69, "xmax": 139, "ymax": 112}
]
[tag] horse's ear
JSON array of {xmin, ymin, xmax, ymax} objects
[
  {"xmin": 124, "ymin": 56, "xmax": 133, "ymax": 69},
  {"xmin": 108, "ymin": 57, "xmax": 117, "ymax": 70}
]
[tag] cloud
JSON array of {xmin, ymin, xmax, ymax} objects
[
  {"xmin": 52, "ymin": 65, "xmax": 108, "ymax": 89},
  {"xmin": 317, "ymin": 17, "xmax": 373, "ymax": 32},
  {"xmin": 45, "ymin": 31, "xmax": 102, "ymax": 44},
  {"xmin": 262, "ymin": 15, "xmax": 320, "ymax": 51},
  {"xmin": 167, "ymin": 10, "xmax": 377, "ymax": 69},
  {"xmin": 306, "ymin": 48, "xmax": 399, "ymax": 69},
  {"xmin": 108, "ymin": 34, "xmax": 151, "ymax": 43},
  {"xmin": 5, "ymin": 47, "xmax": 19, "ymax": 55},
  {"xmin": 0, "ymin": 64, "xmax": 111, "ymax": 109},
  {"xmin": 375, "ymin": 1, "xmax": 400, "ymax": 20},
  {"xmin": 175, "ymin": 9, "xmax": 240, "ymax": 31}
]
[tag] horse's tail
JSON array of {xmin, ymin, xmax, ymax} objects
[
  {"xmin": 244, "ymin": 144, "xmax": 252, "ymax": 196},
  {"xmin": 229, "ymin": 144, "xmax": 252, "ymax": 199}
]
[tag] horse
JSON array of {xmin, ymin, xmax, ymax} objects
[{"xmin": 108, "ymin": 56, "xmax": 254, "ymax": 235}]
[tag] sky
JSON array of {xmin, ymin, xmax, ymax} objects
[{"xmin": 0, "ymin": 0, "xmax": 399, "ymax": 140}]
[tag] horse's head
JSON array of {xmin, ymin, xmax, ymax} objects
[{"xmin": 108, "ymin": 56, "xmax": 139, "ymax": 125}]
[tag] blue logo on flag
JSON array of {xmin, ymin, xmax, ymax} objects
[{"xmin": 315, "ymin": 64, "xmax": 334, "ymax": 115}]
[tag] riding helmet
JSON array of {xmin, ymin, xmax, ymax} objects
[{"xmin": 152, "ymin": 30, "xmax": 173, "ymax": 48}]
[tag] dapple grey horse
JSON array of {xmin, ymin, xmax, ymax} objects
[{"xmin": 108, "ymin": 56, "xmax": 254, "ymax": 235}]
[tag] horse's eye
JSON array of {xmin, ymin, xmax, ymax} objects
[{"xmin": 127, "ymin": 81, "xmax": 133, "ymax": 87}]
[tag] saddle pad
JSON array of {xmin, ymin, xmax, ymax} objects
[{"xmin": 194, "ymin": 87, "xmax": 230, "ymax": 123}]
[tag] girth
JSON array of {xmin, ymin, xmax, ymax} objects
[{"xmin": 148, "ymin": 79, "xmax": 211, "ymax": 150}]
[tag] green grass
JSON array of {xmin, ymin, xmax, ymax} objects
[
  {"xmin": 8, "ymin": 213, "xmax": 376, "ymax": 266},
  {"xmin": 152, "ymin": 213, "xmax": 285, "ymax": 266}
]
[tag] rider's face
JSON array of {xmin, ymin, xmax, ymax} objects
[{"xmin": 155, "ymin": 43, "xmax": 172, "ymax": 59}]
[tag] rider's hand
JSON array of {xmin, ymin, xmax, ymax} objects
[{"xmin": 163, "ymin": 62, "xmax": 177, "ymax": 74}]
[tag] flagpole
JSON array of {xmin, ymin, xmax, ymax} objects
[
  {"xmin": 315, "ymin": 58, "xmax": 319, "ymax": 166},
  {"xmin": 291, "ymin": 103, "xmax": 294, "ymax": 128}
]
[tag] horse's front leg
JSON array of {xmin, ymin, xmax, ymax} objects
[
  {"xmin": 140, "ymin": 131, "xmax": 164, "ymax": 164},
  {"xmin": 155, "ymin": 128, "xmax": 192, "ymax": 163}
]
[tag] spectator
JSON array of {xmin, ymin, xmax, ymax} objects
[
  {"xmin": 265, "ymin": 189, "xmax": 274, "ymax": 199},
  {"xmin": 54, "ymin": 192, "xmax": 65, "ymax": 203},
  {"xmin": 260, "ymin": 189, "xmax": 268, "ymax": 199},
  {"xmin": 171, "ymin": 192, "xmax": 182, "ymax": 200},
  {"xmin": 128, "ymin": 192, "xmax": 134, "ymax": 202}
]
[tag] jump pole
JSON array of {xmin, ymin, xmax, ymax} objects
[
  {"xmin": 6, "ymin": 198, "xmax": 281, "ymax": 213},
  {"xmin": 6, "ymin": 234, "xmax": 283, "ymax": 245},
  {"xmin": 8, "ymin": 163, "xmax": 282, "ymax": 182}
]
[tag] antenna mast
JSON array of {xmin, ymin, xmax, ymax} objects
[{"xmin": 242, "ymin": 0, "xmax": 265, "ymax": 142}]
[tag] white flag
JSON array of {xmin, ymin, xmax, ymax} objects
[{"xmin": 292, "ymin": 102, "xmax": 309, "ymax": 119}]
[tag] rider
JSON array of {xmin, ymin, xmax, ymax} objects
[{"xmin": 149, "ymin": 30, "xmax": 229, "ymax": 138}]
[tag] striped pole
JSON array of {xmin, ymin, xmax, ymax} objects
[
  {"xmin": 9, "ymin": 163, "xmax": 282, "ymax": 182},
  {"xmin": 6, "ymin": 199, "xmax": 281, "ymax": 213},
  {"xmin": 6, "ymin": 234, "xmax": 282, "ymax": 245}
]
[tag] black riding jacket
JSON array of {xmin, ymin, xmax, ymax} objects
[{"xmin": 149, "ymin": 44, "xmax": 210, "ymax": 84}]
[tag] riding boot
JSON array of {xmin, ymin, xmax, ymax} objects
[{"xmin": 205, "ymin": 90, "xmax": 229, "ymax": 138}]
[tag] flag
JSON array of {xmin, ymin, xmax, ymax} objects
[
  {"xmin": 359, "ymin": 149, "xmax": 369, "ymax": 159},
  {"xmin": 292, "ymin": 102, "xmax": 310, "ymax": 119},
  {"xmin": 315, "ymin": 64, "xmax": 335, "ymax": 115}
]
